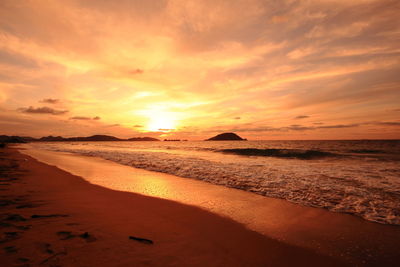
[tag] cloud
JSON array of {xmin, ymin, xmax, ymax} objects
[
  {"xmin": 133, "ymin": 125, "xmax": 143, "ymax": 128},
  {"xmin": 19, "ymin": 106, "xmax": 68, "ymax": 115},
  {"xmin": 70, "ymin": 116, "xmax": 91, "ymax": 120},
  {"xmin": 105, "ymin": 124, "xmax": 120, "ymax": 127},
  {"xmin": 317, "ymin": 124, "xmax": 360, "ymax": 129},
  {"xmin": 288, "ymin": 123, "xmax": 360, "ymax": 131},
  {"xmin": 0, "ymin": 48, "xmax": 39, "ymax": 69},
  {"xmin": 376, "ymin": 121, "xmax": 400, "ymax": 126},
  {"xmin": 294, "ymin": 115, "xmax": 310, "ymax": 119},
  {"xmin": 129, "ymin": 69, "xmax": 144, "ymax": 75},
  {"xmin": 40, "ymin": 98, "xmax": 60, "ymax": 104},
  {"xmin": 70, "ymin": 116, "xmax": 101, "ymax": 120},
  {"xmin": 226, "ymin": 123, "xmax": 361, "ymax": 133},
  {"xmin": 287, "ymin": 124, "xmax": 312, "ymax": 131},
  {"xmin": 234, "ymin": 117, "xmax": 241, "ymax": 120}
]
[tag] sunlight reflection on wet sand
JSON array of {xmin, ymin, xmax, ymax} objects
[{"xmin": 19, "ymin": 145, "xmax": 309, "ymax": 236}]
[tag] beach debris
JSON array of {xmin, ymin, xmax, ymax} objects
[
  {"xmin": 57, "ymin": 231, "xmax": 76, "ymax": 240},
  {"xmin": 31, "ymin": 214, "xmax": 69, "ymax": 219},
  {"xmin": 129, "ymin": 235, "xmax": 154, "ymax": 245},
  {"xmin": 5, "ymin": 214, "xmax": 27, "ymax": 221},
  {"xmin": 79, "ymin": 231, "xmax": 97, "ymax": 242}
]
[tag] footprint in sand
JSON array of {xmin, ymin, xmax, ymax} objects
[
  {"xmin": 16, "ymin": 203, "xmax": 40, "ymax": 209},
  {"xmin": 36, "ymin": 242, "xmax": 54, "ymax": 254},
  {"xmin": 17, "ymin": 257, "xmax": 30, "ymax": 263},
  {"xmin": 57, "ymin": 231, "xmax": 76, "ymax": 240},
  {"xmin": 31, "ymin": 214, "xmax": 68, "ymax": 219},
  {"xmin": 0, "ymin": 199, "xmax": 16, "ymax": 207},
  {"xmin": 3, "ymin": 245, "xmax": 18, "ymax": 253},
  {"xmin": 0, "ymin": 231, "xmax": 21, "ymax": 243},
  {"xmin": 4, "ymin": 214, "xmax": 27, "ymax": 222}
]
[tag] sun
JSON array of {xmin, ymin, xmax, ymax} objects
[
  {"xmin": 136, "ymin": 105, "xmax": 180, "ymax": 132},
  {"xmin": 143, "ymin": 109, "xmax": 177, "ymax": 132},
  {"xmin": 147, "ymin": 116, "xmax": 176, "ymax": 132}
]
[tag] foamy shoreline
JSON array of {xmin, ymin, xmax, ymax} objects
[{"xmin": 25, "ymin": 141, "xmax": 400, "ymax": 225}]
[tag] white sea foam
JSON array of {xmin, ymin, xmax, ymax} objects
[{"xmin": 32, "ymin": 141, "xmax": 400, "ymax": 225}]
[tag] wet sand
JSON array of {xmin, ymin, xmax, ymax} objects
[
  {"xmin": 1, "ymin": 147, "xmax": 400, "ymax": 266},
  {"xmin": 1, "ymin": 148, "xmax": 343, "ymax": 266}
]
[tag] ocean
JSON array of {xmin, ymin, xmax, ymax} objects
[{"xmin": 30, "ymin": 140, "xmax": 400, "ymax": 225}]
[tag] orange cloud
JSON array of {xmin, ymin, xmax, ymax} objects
[{"xmin": 0, "ymin": 0, "xmax": 399, "ymax": 139}]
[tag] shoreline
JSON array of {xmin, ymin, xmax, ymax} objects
[
  {"xmin": 17, "ymin": 144, "xmax": 400, "ymax": 263},
  {"xmin": 2, "ymin": 147, "xmax": 400, "ymax": 266},
  {"xmin": 21, "ymin": 140, "xmax": 400, "ymax": 227},
  {"xmin": 1, "ymin": 147, "xmax": 342, "ymax": 266}
]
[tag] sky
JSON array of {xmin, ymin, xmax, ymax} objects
[{"xmin": 0, "ymin": 0, "xmax": 399, "ymax": 140}]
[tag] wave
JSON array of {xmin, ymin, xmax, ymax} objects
[
  {"xmin": 33, "ymin": 143, "xmax": 400, "ymax": 225},
  {"xmin": 219, "ymin": 148, "xmax": 337, "ymax": 159}
]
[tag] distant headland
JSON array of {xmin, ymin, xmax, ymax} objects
[{"xmin": 0, "ymin": 135, "xmax": 160, "ymax": 143}]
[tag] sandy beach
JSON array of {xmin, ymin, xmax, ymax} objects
[
  {"xmin": 1, "ymin": 147, "xmax": 400, "ymax": 266},
  {"xmin": 1, "ymin": 147, "xmax": 343, "ymax": 266}
]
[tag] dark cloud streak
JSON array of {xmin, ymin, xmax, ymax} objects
[
  {"xmin": 19, "ymin": 106, "xmax": 68, "ymax": 115},
  {"xmin": 40, "ymin": 98, "xmax": 60, "ymax": 104},
  {"xmin": 376, "ymin": 121, "xmax": 400, "ymax": 126},
  {"xmin": 70, "ymin": 116, "xmax": 91, "ymax": 120},
  {"xmin": 70, "ymin": 116, "xmax": 101, "ymax": 120},
  {"xmin": 294, "ymin": 115, "xmax": 309, "ymax": 119}
]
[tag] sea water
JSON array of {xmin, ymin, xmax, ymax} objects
[{"xmin": 29, "ymin": 140, "xmax": 400, "ymax": 225}]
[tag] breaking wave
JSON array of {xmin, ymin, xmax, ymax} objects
[{"xmin": 219, "ymin": 148, "xmax": 337, "ymax": 159}]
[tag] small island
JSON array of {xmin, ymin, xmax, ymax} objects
[{"xmin": 205, "ymin": 132, "xmax": 247, "ymax": 141}]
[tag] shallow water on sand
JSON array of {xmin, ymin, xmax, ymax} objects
[{"xmin": 24, "ymin": 140, "xmax": 400, "ymax": 225}]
